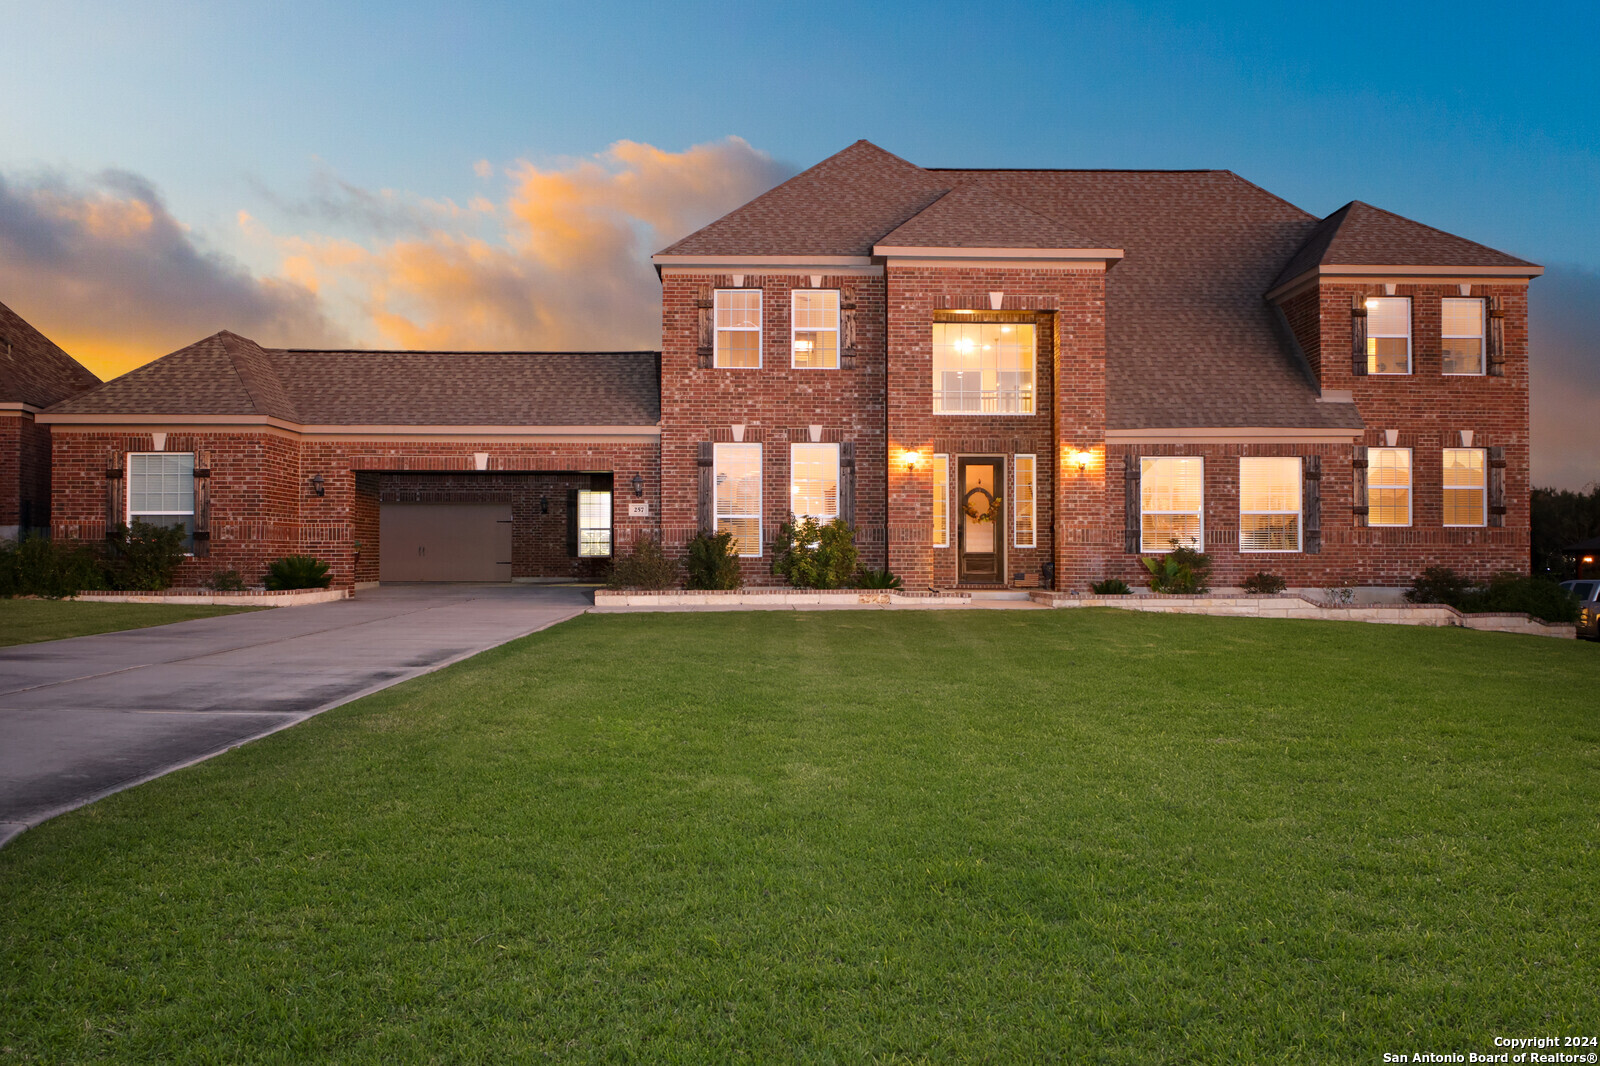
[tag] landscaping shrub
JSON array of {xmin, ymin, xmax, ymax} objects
[
  {"xmin": 685, "ymin": 530, "xmax": 742, "ymax": 590},
  {"xmin": 0, "ymin": 536, "xmax": 105, "ymax": 599},
  {"xmin": 1405, "ymin": 565, "xmax": 1471, "ymax": 607},
  {"xmin": 854, "ymin": 568, "xmax": 902, "ymax": 590},
  {"xmin": 263, "ymin": 555, "xmax": 331, "ymax": 591},
  {"xmin": 606, "ymin": 537, "xmax": 677, "ymax": 590},
  {"xmin": 204, "ymin": 569, "xmax": 248, "ymax": 592},
  {"xmin": 1241, "ymin": 571, "xmax": 1288, "ymax": 594},
  {"xmin": 1090, "ymin": 578, "xmax": 1131, "ymax": 595},
  {"xmin": 103, "ymin": 521, "xmax": 187, "ymax": 591},
  {"xmin": 1405, "ymin": 566, "xmax": 1579, "ymax": 623},
  {"xmin": 1141, "ymin": 546, "xmax": 1211, "ymax": 594},
  {"xmin": 771, "ymin": 516, "xmax": 858, "ymax": 589}
]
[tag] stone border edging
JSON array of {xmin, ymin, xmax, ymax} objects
[
  {"xmin": 594, "ymin": 588, "xmax": 971, "ymax": 608},
  {"xmin": 69, "ymin": 588, "xmax": 350, "ymax": 607}
]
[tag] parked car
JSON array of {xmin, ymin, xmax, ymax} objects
[{"xmin": 1561, "ymin": 580, "xmax": 1600, "ymax": 640}]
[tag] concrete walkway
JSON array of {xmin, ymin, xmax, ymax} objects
[{"xmin": 0, "ymin": 584, "xmax": 592, "ymax": 846}]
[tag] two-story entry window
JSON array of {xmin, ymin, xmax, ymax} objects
[
  {"xmin": 791, "ymin": 290, "xmax": 839, "ymax": 369},
  {"xmin": 1365, "ymin": 297, "xmax": 1411, "ymax": 375},
  {"xmin": 931, "ymin": 321, "xmax": 1035, "ymax": 414},
  {"xmin": 1441, "ymin": 298, "xmax": 1486, "ymax": 375},
  {"xmin": 714, "ymin": 290, "xmax": 762, "ymax": 368}
]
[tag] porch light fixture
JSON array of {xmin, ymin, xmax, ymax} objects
[
  {"xmin": 631, "ymin": 474, "xmax": 644, "ymax": 497},
  {"xmin": 540, "ymin": 495, "xmax": 549, "ymax": 514},
  {"xmin": 1072, "ymin": 450, "xmax": 1093, "ymax": 472},
  {"xmin": 902, "ymin": 449, "xmax": 922, "ymax": 470},
  {"xmin": 309, "ymin": 474, "xmax": 325, "ymax": 497}
]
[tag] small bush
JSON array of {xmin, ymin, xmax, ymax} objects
[
  {"xmin": 1463, "ymin": 572, "xmax": 1579, "ymax": 623},
  {"xmin": 0, "ymin": 536, "xmax": 105, "ymax": 599},
  {"xmin": 103, "ymin": 521, "xmax": 187, "ymax": 591},
  {"xmin": 607, "ymin": 537, "xmax": 678, "ymax": 590},
  {"xmin": 1141, "ymin": 546, "xmax": 1212, "ymax": 594},
  {"xmin": 686, "ymin": 530, "xmax": 742, "ymax": 590},
  {"xmin": 1241, "ymin": 572, "xmax": 1288, "ymax": 595},
  {"xmin": 1090, "ymin": 578, "xmax": 1131, "ymax": 595},
  {"xmin": 771, "ymin": 516, "xmax": 858, "ymax": 590},
  {"xmin": 264, "ymin": 555, "xmax": 332, "ymax": 591},
  {"xmin": 855, "ymin": 568, "xmax": 902, "ymax": 590},
  {"xmin": 205, "ymin": 569, "xmax": 248, "ymax": 592},
  {"xmin": 1405, "ymin": 565, "xmax": 1470, "ymax": 606}
]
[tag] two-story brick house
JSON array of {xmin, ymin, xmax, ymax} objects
[{"xmin": 37, "ymin": 140, "xmax": 1541, "ymax": 593}]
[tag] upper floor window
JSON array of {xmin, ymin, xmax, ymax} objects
[
  {"xmin": 128, "ymin": 452, "xmax": 195, "ymax": 550},
  {"xmin": 1141, "ymin": 456, "xmax": 1203, "ymax": 552},
  {"xmin": 1365, "ymin": 297, "xmax": 1411, "ymax": 375},
  {"xmin": 714, "ymin": 290, "xmax": 761, "ymax": 368},
  {"xmin": 931, "ymin": 321, "xmax": 1035, "ymax": 415},
  {"xmin": 1441, "ymin": 298, "xmax": 1485, "ymax": 375},
  {"xmin": 1368, "ymin": 447, "xmax": 1412, "ymax": 526},
  {"xmin": 791, "ymin": 290, "xmax": 839, "ymax": 369},
  {"xmin": 1239, "ymin": 457, "xmax": 1301, "ymax": 552},
  {"xmin": 1442, "ymin": 448, "xmax": 1486, "ymax": 526},
  {"xmin": 790, "ymin": 443, "xmax": 839, "ymax": 522},
  {"xmin": 714, "ymin": 442, "xmax": 762, "ymax": 556}
]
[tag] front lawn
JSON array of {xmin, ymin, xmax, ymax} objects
[
  {"xmin": 0, "ymin": 598, "xmax": 264, "ymax": 647},
  {"xmin": 1, "ymin": 611, "xmax": 1594, "ymax": 1062}
]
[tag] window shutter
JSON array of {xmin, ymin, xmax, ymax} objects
[
  {"xmin": 1123, "ymin": 453, "xmax": 1141, "ymax": 553},
  {"xmin": 104, "ymin": 448, "xmax": 125, "ymax": 536},
  {"xmin": 1351, "ymin": 301, "xmax": 1369, "ymax": 376},
  {"xmin": 566, "ymin": 488, "xmax": 579, "ymax": 557},
  {"xmin": 838, "ymin": 441, "xmax": 856, "ymax": 528},
  {"xmin": 697, "ymin": 442, "xmax": 714, "ymax": 534},
  {"xmin": 696, "ymin": 286, "xmax": 714, "ymax": 368},
  {"xmin": 192, "ymin": 449, "xmax": 212, "ymax": 558},
  {"xmin": 840, "ymin": 286, "xmax": 857, "ymax": 370},
  {"xmin": 1488, "ymin": 446, "xmax": 1507, "ymax": 527},
  {"xmin": 1486, "ymin": 297, "xmax": 1506, "ymax": 377},
  {"xmin": 1351, "ymin": 445, "xmax": 1369, "ymax": 526},
  {"xmin": 1302, "ymin": 455, "xmax": 1322, "ymax": 553}
]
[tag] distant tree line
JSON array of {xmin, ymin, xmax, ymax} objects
[{"xmin": 1532, "ymin": 484, "xmax": 1600, "ymax": 578}]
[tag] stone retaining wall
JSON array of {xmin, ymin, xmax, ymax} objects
[
  {"xmin": 594, "ymin": 588, "xmax": 971, "ymax": 608},
  {"xmin": 71, "ymin": 588, "xmax": 350, "ymax": 607}
]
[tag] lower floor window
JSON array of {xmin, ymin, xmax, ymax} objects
[
  {"xmin": 932, "ymin": 454, "xmax": 950, "ymax": 547},
  {"xmin": 1368, "ymin": 448, "xmax": 1412, "ymax": 526},
  {"xmin": 1013, "ymin": 454, "xmax": 1036, "ymax": 548},
  {"xmin": 715, "ymin": 442, "xmax": 763, "ymax": 556},
  {"xmin": 1442, "ymin": 448, "xmax": 1486, "ymax": 526},
  {"xmin": 576, "ymin": 490, "xmax": 612, "ymax": 557},
  {"xmin": 1239, "ymin": 457, "xmax": 1301, "ymax": 552},
  {"xmin": 790, "ymin": 443, "xmax": 839, "ymax": 522},
  {"xmin": 1141, "ymin": 456, "xmax": 1203, "ymax": 551},
  {"xmin": 128, "ymin": 452, "xmax": 195, "ymax": 549}
]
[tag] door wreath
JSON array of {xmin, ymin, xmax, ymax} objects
[{"xmin": 962, "ymin": 486, "xmax": 1003, "ymax": 523}]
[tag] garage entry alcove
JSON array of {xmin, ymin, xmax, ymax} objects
[{"xmin": 372, "ymin": 472, "xmax": 613, "ymax": 583}]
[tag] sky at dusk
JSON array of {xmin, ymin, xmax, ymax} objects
[{"xmin": 1, "ymin": 0, "xmax": 1595, "ymax": 487}]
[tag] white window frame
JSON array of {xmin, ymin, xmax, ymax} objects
[
  {"xmin": 790, "ymin": 289, "xmax": 839, "ymax": 370},
  {"xmin": 1442, "ymin": 447, "xmax": 1487, "ymax": 527},
  {"xmin": 932, "ymin": 453, "xmax": 950, "ymax": 548},
  {"xmin": 789, "ymin": 442, "xmax": 840, "ymax": 523},
  {"xmin": 1441, "ymin": 297, "xmax": 1486, "ymax": 376},
  {"xmin": 1368, "ymin": 447, "xmax": 1412, "ymax": 527},
  {"xmin": 1365, "ymin": 296, "xmax": 1412, "ymax": 375},
  {"xmin": 1238, "ymin": 457, "xmax": 1302, "ymax": 553},
  {"xmin": 576, "ymin": 490, "xmax": 613, "ymax": 557},
  {"xmin": 714, "ymin": 442, "xmax": 763, "ymax": 557},
  {"xmin": 127, "ymin": 451, "xmax": 196, "ymax": 551},
  {"xmin": 714, "ymin": 289, "xmax": 762, "ymax": 369},
  {"xmin": 1013, "ymin": 454, "xmax": 1036, "ymax": 548},
  {"xmin": 931, "ymin": 320, "xmax": 1037, "ymax": 415},
  {"xmin": 1140, "ymin": 456, "xmax": 1204, "ymax": 553}
]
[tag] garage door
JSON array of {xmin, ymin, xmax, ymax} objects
[{"xmin": 379, "ymin": 503, "xmax": 513, "ymax": 582}]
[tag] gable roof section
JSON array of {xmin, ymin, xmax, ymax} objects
[
  {"xmin": 1271, "ymin": 200, "xmax": 1540, "ymax": 290},
  {"xmin": 0, "ymin": 298, "xmax": 100, "ymax": 408},
  {"xmin": 45, "ymin": 333, "xmax": 661, "ymax": 427},
  {"xmin": 874, "ymin": 182, "xmax": 1107, "ymax": 251}
]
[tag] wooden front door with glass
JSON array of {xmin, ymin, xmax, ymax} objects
[{"xmin": 957, "ymin": 456, "xmax": 1004, "ymax": 584}]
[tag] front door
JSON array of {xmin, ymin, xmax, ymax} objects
[{"xmin": 957, "ymin": 457, "xmax": 1004, "ymax": 584}]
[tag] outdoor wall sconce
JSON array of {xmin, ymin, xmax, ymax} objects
[
  {"xmin": 631, "ymin": 474, "xmax": 644, "ymax": 497},
  {"xmin": 901, "ymin": 450, "xmax": 922, "ymax": 470},
  {"xmin": 1071, "ymin": 450, "xmax": 1093, "ymax": 472},
  {"xmin": 540, "ymin": 495, "xmax": 549, "ymax": 514},
  {"xmin": 309, "ymin": 474, "xmax": 325, "ymax": 497}
]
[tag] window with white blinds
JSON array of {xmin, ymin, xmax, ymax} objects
[
  {"xmin": 932, "ymin": 454, "xmax": 950, "ymax": 547},
  {"xmin": 1442, "ymin": 448, "xmax": 1486, "ymax": 526},
  {"xmin": 1239, "ymin": 457, "xmax": 1301, "ymax": 552},
  {"xmin": 576, "ymin": 491, "xmax": 612, "ymax": 557},
  {"xmin": 714, "ymin": 290, "xmax": 761, "ymax": 368},
  {"xmin": 1366, "ymin": 297, "xmax": 1411, "ymax": 374},
  {"xmin": 1013, "ymin": 454, "xmax": 1036, "ymax": 547},
  {"xmin": 1368, "ymin": 447, "xmax": 1412, "ymax": 526},
  {"xmin": 1141, "ymin": 456, "xmax": 1203, "ymax": 551},
  {"xmin": 715, "ymin": 442, "xmax": 762, "ymax": 555},
  {"xmin": 791, "ymin": 290, "xmax": 839, "ymax": 369},
  {"xmin": 790, "ymin": 443, "xmax": 839, "ymax": 522},
  {"xmin": 1441, "ymin": 298, "xmax": 1485, "ymax": 375},
  {"xmin": 128, "ymin": 452, "xmax": 195, "ymax": 548}
]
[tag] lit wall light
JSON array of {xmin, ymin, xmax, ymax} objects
[
  {"xmin": 902, "ymin": 449, "xmax": 922, "ymax": 470},
  {"xmin": 1071, "ymin": 450, "xmax": 1094, "ymax": 472}
]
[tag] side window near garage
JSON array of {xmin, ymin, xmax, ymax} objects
[
  {"xmin": 128, "ymin": 452, "xmax": 195, "ymax": 550},
  {"xmin": 576, "ymin": 491, "xmax": 612, "ymax": 557}
]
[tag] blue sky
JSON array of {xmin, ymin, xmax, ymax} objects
[{"xmin": 2, "ymin": 0, "xmax": 1596, "ymax": 485}]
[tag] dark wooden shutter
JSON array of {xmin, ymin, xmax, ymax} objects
[
  {"xmin": 104, "ymin": 448, "xmax": 125, "ymax": 536},
  {"xmin": 1486, "ymin": 296, "xmax": 1506, "ymax": 377},
  {"xmin": 1302, "ymin": 455, "xmax": 1322, "ymax": 553},
  {"xmin": 1123, "ymin": 453, "xmax": 1141, "ymax": 553},
  {"xmin": 192, "ymin": 450, "xmax": 212, "ymax": 558},
  {"xmin": 1351, "ymin": 300, "xmax": 1369, "ymax": 376},
  {"xmin": 696, "ymin": 286, "xmax": 714, "ymax": 368},
  {"xmin": 697, "ymin": 442, "xmax": 714, "ymax": 534},
  {"xmin": 566, "ymin": 488, "xmax": 579, "ymax": 557},
  {"xmin": 838, "ymin": 442, "xmax": 856, "ymax": 528},
  {"xmin": 840, "ymin": 286, "xmax": 857, "ymax": 370},
  {"xmin": 1488, "ymin": 446, "xmax": 1507, "ymax": 527},
  {"xmin": 1351, "ymin": 445, "xmax": 1369, "ymax": 526}
]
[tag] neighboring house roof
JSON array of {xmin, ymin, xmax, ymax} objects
[
  {"xmin": 0, "ymin": 297, "xmax": 101, "ymax": 408},
  {"xmin": 1271, "ymin": 200, "xmax": 1540, "ymax": 290},
  {"xmin": 45, "ymin": 331, "xmax": 662, "ymax": 426}
]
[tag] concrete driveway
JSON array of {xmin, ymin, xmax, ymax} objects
[{"xmin": 0, "ymin": 584, "xmax": 592, "ymax": 846}]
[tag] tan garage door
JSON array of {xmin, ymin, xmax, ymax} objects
[{"xmin": 379, "ymin": 503, "xmax": 513, "ymax": 582}]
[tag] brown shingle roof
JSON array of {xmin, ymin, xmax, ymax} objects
[
  {"xmin": 875, "ymin": 182, "xmax": 1105, "ymax": 249},
  {"xmin": 1272, "ymin": 200, "xmax": 1540, "ymax": 289},
  {"xmin": 0, "ymin": 297, "xmax": 100, "ymax": 408},
  {"xmin": 47, "ymin": 333, "xmax": 661, "ymax": 426}
]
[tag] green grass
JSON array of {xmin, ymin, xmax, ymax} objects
[
  {"xmin": 1, "ymin": 611, "xmax": 1595, "ymax": 1063},
  {"xmin": 0, "ymin": 598, "xmax": 264, "ymax": 647}
]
